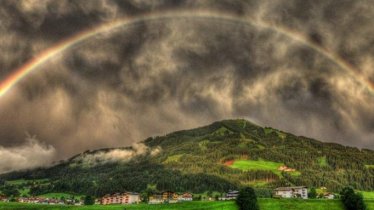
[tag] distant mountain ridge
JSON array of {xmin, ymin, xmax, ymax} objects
[{"xmin": 1, "ymin": 119, "xmax": 374, "ymax": 197}]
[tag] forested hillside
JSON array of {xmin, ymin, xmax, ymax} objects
[{"xmin": 1, "ymin": 119, "xmax": 374, "ymax": 197}]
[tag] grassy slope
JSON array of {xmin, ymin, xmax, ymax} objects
[
  {"xmin": 230, "ymin": 160, "xmax": 283, "ymax": 173},
  {"xmin": 365, "ymin": 165, "xmax": 374, "ymax": 169},
  {"xmin": 1, "ymin": 200, "xmax": 374, "ymax": 210},
  {"xmin": 361, "ymin": 191, "xmax": 374, "ymax": 199},
  {"xmin": 318, "ymin": 157, "xmax": 328, "ymax": 167},
  {"xmin": 259, "ymin": 199, "xmax": 344, "ymax": 210},
  {"xmin": 4, "ymin": 179, "xmax": 50, "ymax": 197},
  {"xmin": 229, "ymin": 160, "xmax": 300, "ymax": 176}
]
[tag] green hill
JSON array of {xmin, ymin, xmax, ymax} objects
[{"xmin": 1, "ymin": 119, "xmax": 374, "ymax": 197}]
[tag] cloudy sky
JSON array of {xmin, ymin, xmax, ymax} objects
[{"xmin": 0, "ymin": 0, "xmax": 374, "ymax": 173}]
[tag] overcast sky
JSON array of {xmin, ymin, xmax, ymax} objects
[{"xmin": 0, "ymin": 0, "xmax": 374, "ymax": 173}]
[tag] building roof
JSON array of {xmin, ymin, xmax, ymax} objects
[
  {"xmin": 102, "ymin": 192, "xmax": 140, "ymax": 198},
  {"xmin": 227, "ymin": 190, "xmax": 239, "ymax": 194},
  {"xmin": 181, "ymin": 193, "xmax": 193, "ymax": 198},
  {"xmin": 275, "ymin": 186, "xmax": 307, "ymax": 191},
  {"xmin": 162, "ymin": 191, "xmax": 176, "ymax": 194},
  {"xmin": 124, "ymin": 192, "xmax": 139, "ymax": 195}
]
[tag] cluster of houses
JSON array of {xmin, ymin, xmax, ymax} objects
[
  {"xmin": 0, "ymin": 195, "xmax": 8, "ymax": 202},
  {"xmin": 16, "ymin": 197, "xmax": 83, "ymax": 205},
  {"xmin": 274, "ymin": 186, "xmax": 309, "ymax": 199},
  {"xmin": 148, "ymin": 191, "xmax": 193, "ymax": 204},
  {"xmin": 99, "ymin": 191, "xmax": 193, "ymax": 205},
  {"xmin": 273, "ymin": 186, "xmax": 335, "ymax": 199},
  {"xmin": 99, "ymin": 187, "xmax": 335, "ymax": 205},
  {"xmin": 0, "ymin": 186, "xmax": 337, "ymax": 206}
]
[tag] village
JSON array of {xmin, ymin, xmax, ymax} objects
[{"xmin": 0, "ymin": 186, "xmax": 337, "ymax": 206}]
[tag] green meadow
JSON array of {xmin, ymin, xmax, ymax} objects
[
  {"xmin": 230, "ymin": 160, "xmax": 283, "ymax": 174},
  {"xmin": 1, "ymin": 199, "xmax": 374, "ymax": 210},
  {"xmin": 229, "ymin": 160, "xmax": 300, "ymax": 176},
  {"xmin": 361, "ymin": 191, "xmax": 374, "ymax": 200}
]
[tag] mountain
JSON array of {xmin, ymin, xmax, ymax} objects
[{"xmin": 1, "ymin": 119, "xmax": 374, "ymax": 197}]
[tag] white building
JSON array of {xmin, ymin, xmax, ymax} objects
[
  {"xmin": 274, "ymin": 186, "xmax": 308, "ymax": 199},
  {"xmin": 148, "ymin": 194, "xmax": 163, "ymax": 204},
  {"xmin": 219, "ymin": 190, "xmax": 239, "ymax": 200},
  {"xmin": 324, "ymin": 193, "xmax": 335, "ymax": 199},
  {"xmin": 178, "ymin": 193, "xmax": 193, "ymax": 201}
]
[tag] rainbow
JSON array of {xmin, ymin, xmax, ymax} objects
[{"xmin": 0, "ymin": 10, "xmax": 373, "ymax": 98}]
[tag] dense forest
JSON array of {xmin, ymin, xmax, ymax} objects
[{"xmin": 1, "ymin": 119, "xmax": 374, "ymax": 197}]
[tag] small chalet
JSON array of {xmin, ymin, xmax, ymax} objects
[
  {"xmin": 161, "ymin": 191, "xmax": 178, "ymax": 203},
  {"xmin": 278, "ymin": 165, "xmax": 296, "ymax": 172},
  {"xmin": 323, "ymin": 193, "xmax": 335, "ymax": 199},
  {"xmin": 0, "ymin": 196, "xmax": 7, "ymax": 202},
  {"xmin": 149, "ymin": 191, "xmax": 184, "ymax": 204},
  {"xmin": 178, "ymin": 192, "xmax": 193, "ymax": 201},
  {"xmin": 274, "ymin": 186, "xmax": 308, "ymax": 199},
  {"xmin": 219, "ymin": 190, "xmax": 239, "ymax": 200},
  {"xmin": 148, "ymin": 193, "xmax": 163, "ymax": 204},
  {"xmin": 101, "ymin": 192, "xmax": 140, "ymax": 205}
]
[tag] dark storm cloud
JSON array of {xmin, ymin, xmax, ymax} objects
[
  {"xmin": 0, "ymin": 0, "xmax": 374, "ymax": 173},
  {"xmin": 2, "ymin": 0, "xmax": 120, "ymax": 40}
]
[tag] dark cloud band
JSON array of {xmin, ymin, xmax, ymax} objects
[{"xmin": 0, "ymin": 0, "xmax": 373, "ymax": 173}]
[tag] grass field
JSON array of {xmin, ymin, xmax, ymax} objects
[
  {"xmin": 229, "ymin": 160, "xmax": 300, "ymax": 176},
  {"xmin": 230, "ymin": 160, "xmax": 283, "ymax": 174},
  {"xmin": 3, "ymin": 179, "xmax": 50, "ymax": 197},
  {"xmin": 360, "ymin": 191, "xmax": 374, "ymax": 199},
  {"xmin": 317, "ymin": 156, "xmax": 328, "ymax": 167},
  {"xmin": 1, "ymin": 199, "xmax": 374, "ymax": 210},
  {"xmin": 259, "ymin": 199, "xmax": 344, "ymax": 210},
  {"xmin": 365, "ymin": 165, "xmax": 374, "ymax": 169},
  {"xmin": 163, "ymin": 155, "xmax": 183, "ymax": 163}
]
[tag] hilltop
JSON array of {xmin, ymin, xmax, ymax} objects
[{"xmin": 1, "ymin": 119, "xmax": 374, "ymax": 197}]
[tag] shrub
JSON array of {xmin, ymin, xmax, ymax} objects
[
  {"xmin": 308, "ymin": 187, "xmax": 317, "ymax": 199},
  {"xmin": 83, "ymin": 195, "xmax": 95, "ymax": 205},
  {"xmin": 340, "ymin": 187, "xmax": 366, "ymax": 210},
  {"xmin": 236, "ymin": 187, "xmax": 259, "ymax": 210}
]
